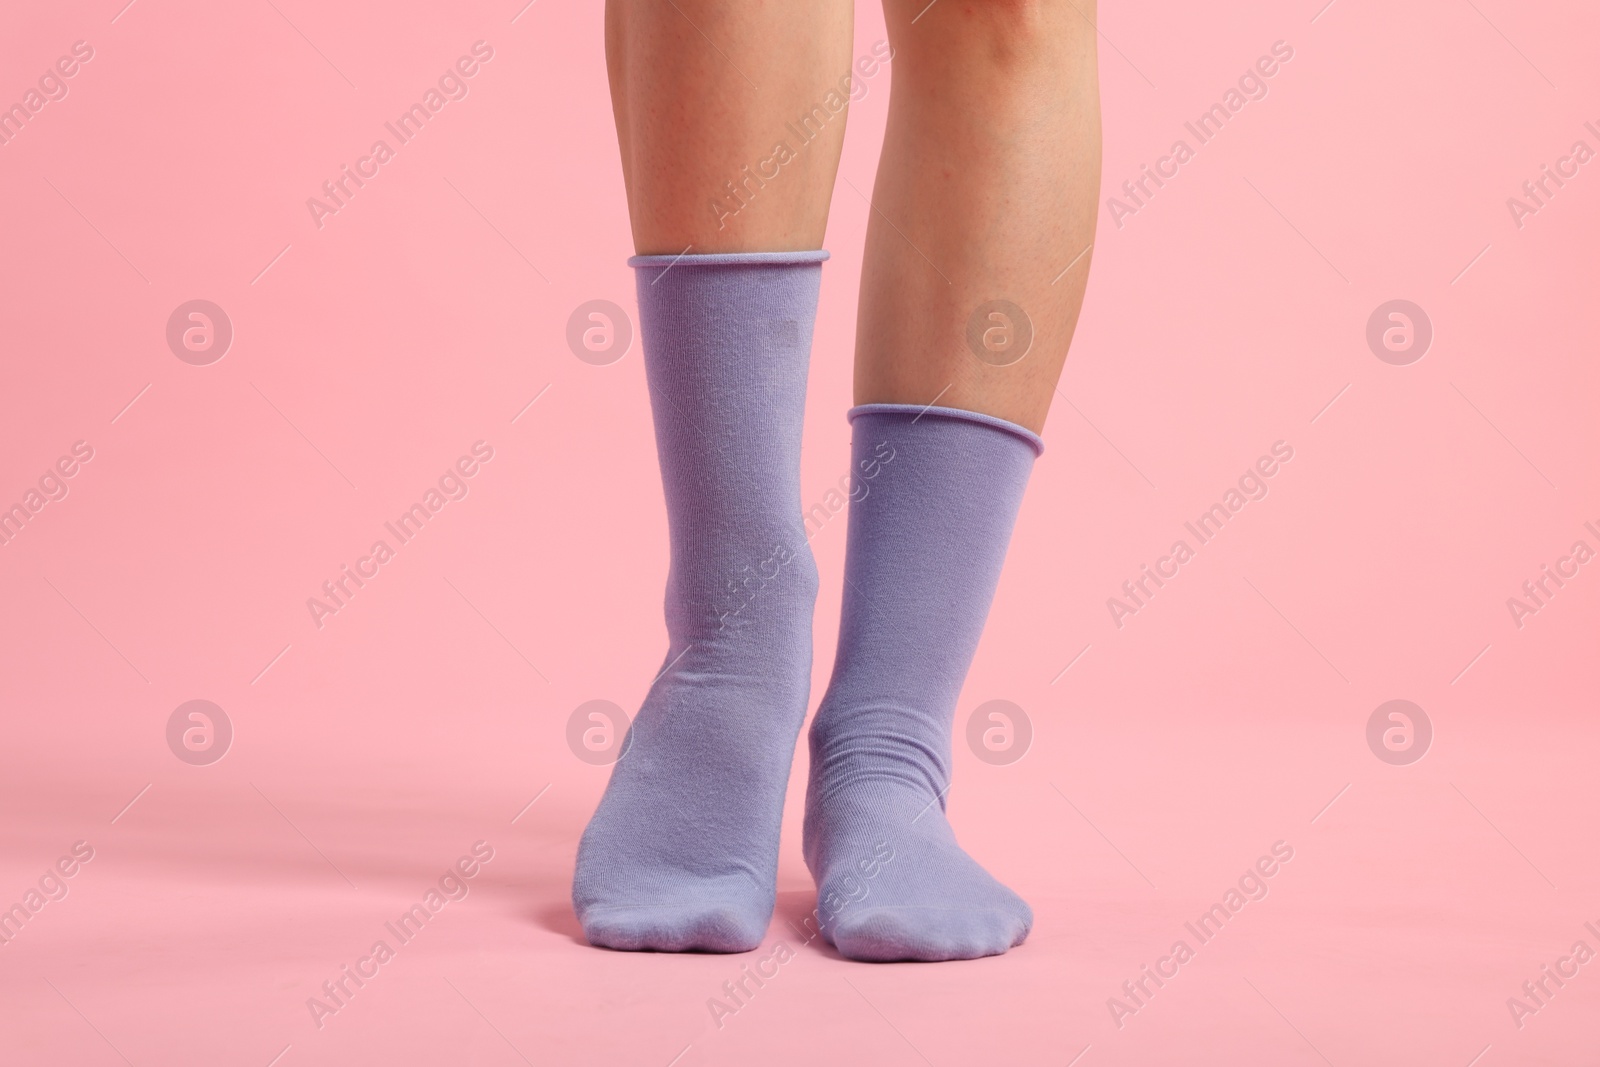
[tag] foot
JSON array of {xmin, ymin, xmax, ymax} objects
[
  {"xmin": 571, "ymin": 548, "xmax": 819, "ymax": 953},
  {"xmin": 799, "ymin": 405, "xmax": 1041, "ymax": 962},
  {"xmin": 804, "ymin": 780, "xmax": 1032, "ymax": 962}
]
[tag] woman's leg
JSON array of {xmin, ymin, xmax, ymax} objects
[
  {"xmin": 607, "ymin": 0, "xmax": 853, "ymax": 253},
  {"xmin": 573, "ymin": 0, "xmax": 852, "ymax": 953},
  {"xmin": 804, "ymin": 1, "xmax": 1101, "ymax": 961},
  {"xmin": 854, "ymin": 0, "xmax": 1101, "ymax": 431}
]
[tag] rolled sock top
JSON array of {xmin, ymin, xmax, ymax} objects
[
  {"xmin": 849, "ymin": 402, "xmax": 1045, "ymax": 457},
  {"xmin": 629, "ymin": 249, "xmax": 831, "ymax": 268}
]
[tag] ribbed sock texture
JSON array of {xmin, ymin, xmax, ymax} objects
[
  {"xmin": 573, "ymin": 251, "xmax": 827, "ymax": 952},
  {"xmin": 804, "ymin": 403, "xmax": 1040, "ymax": 961}
]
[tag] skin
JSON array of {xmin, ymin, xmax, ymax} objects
[
  {"xmin": 606, "ymin": 0, "xmax": 854, "ymax": 254},
  {"xmin": 605, "ymin": 0, "xmax": 1101, "ymax": 434}
]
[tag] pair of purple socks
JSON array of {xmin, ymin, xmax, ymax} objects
[{"xmin": 571, "ymin": 251, "xmax": 1040, "ymax": 961}]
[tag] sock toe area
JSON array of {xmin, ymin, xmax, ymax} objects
[
  {"xmin": 578, "ymin": 900, "xmax": 768, "ymax": 953},
  {"xmin": 805, "ymin": 804, "xmax": 1035, "ymax": 963},
  {"xmin": 828, "ymin": 904, "xmax": 1031, "ymax": 962}
]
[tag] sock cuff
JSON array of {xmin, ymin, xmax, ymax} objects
[
  {"xmin": 848, "ymin": 403, "xmax": 1045, "ymax": 457},
  {"xmin": 628, "ymin": 250, "xmax": 830, "ymax": 268}
]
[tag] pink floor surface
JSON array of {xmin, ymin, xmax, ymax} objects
[{"xmin": 3, "ymin": 1, "xmax": 1597, "ymax": 1064}]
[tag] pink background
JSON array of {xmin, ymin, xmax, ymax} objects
[{"xmin": 3, "ymin": 0, "xmax": 1598, "ymax": 1064}]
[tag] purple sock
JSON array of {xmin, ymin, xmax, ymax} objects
[
  {"xmin": 804, "ymin": 403, "xmax": 1042, "ymax": 961},
  {"xmin": 573, "ymin": 250, "xmax": 827, "ymax": 952}
]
